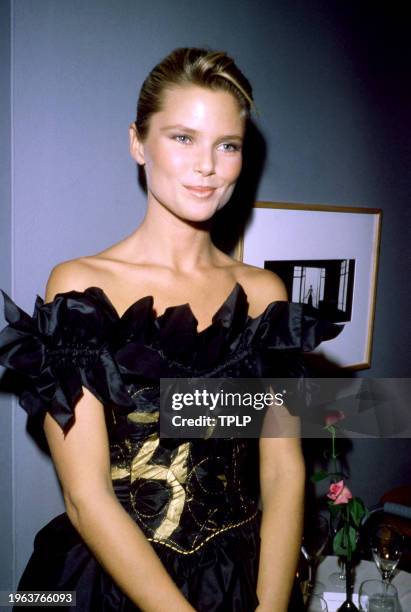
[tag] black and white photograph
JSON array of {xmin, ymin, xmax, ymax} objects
[
  {"xmin": 264, "ymin": 258, "xmax": 355, "ymax": 323},
  {"xmin": 237, "ymin": 202, "xmax": 382, "ymax": 369}
]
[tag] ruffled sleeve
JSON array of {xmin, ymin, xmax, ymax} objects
[
  {"xmin": 256, "ymin": 300, "xmax": 342, "ymax": 350},
  {"xmin": 250, "ymin": 300, "xmax": 342, "ymax": 372},
  {"xmin": 0, "ymin": 288, "xmax": 132, "ymax": 431},
  {"xmin": 251, "ymin": 301, "xmax": 344, "ymax": 422}
]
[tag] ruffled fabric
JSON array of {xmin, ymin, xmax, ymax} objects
[
  {"xmin": 0, "ymin": 288, "xmax": 133, "ymax": 431},
  {"xmin": 114, "ymin": 283, "xmax": 343, "ymax": 379},
  {"xmin": 0, "ymin": 283, "xmax": 343, "ymax": 430}
]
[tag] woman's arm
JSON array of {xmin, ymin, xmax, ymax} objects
[
  {"xmin": 44, "ymin": 393, "xmax": 194, "ymax": 611},
  {"xmin": 42, "ymin": 266, "xmax": 195, "ymax": 612},
  {"xmin": 244, "ymin": 269, "xmax": 305, "ymax": 608},
  {"xmin": 256, "ymin": 416, "xmax": 305, "ymax": 612}
]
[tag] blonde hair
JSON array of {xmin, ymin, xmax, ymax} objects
[{"xmin": 136, "ymin": 47, "xmax": 254, "ymax": 140}]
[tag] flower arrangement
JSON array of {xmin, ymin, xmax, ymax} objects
[{"xmin": 312, "ymin": 411, "xmax": 368, "ymax": 562}]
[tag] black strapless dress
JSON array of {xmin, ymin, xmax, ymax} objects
[{"xmin": 0, "ymin": 283, "xmax": 343, "ymax": 611}]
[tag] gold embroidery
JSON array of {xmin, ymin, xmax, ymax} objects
[
  {"xmin": 110, "ymin": 442, "xmax": 130, "ymax": 480},
  {"xmin": 111, "ymin": 465, "xmax": 130, "ymax": 480},
  {"xmin": 148, "ymin": 510, "xmax": 259, "ymax": 554},
  {"xmin": 154, "ymin": 443, "xmax": 190, "ymax": 540},
  {"xmin": 111, "ymin": 435, "xmax": 257, "ymax": 554},
  {"xmin": 217, "ymin": 474, "xmax": 227, "ymax": 486},
  {"xmin": 130, "ymin": 435, "xmax": 159, "ymax": 483},
  {"xmin": 127, "ymin": 411, "xmax": 159, "ymax": 424},
  {"xmin": 130, "ymin": 436, "xmax": 190, "ymax": 540}
]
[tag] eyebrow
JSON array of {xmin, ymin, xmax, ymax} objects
[{"xmin": 160, "ymin": 124, "xmax": 243, "ymax": 140}]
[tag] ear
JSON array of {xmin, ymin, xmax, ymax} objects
[{"xmin": 129, "ymin": 123, "xmax": 146, "ymax": 165}]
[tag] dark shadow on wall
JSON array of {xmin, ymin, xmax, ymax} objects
[{"xmin": 211, "ymin": 120, "xmax": 267, "ymax": 255}]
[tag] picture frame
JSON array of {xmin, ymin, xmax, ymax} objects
[{"xmin": 234, "ymin": 201, "xmax": 382, "ymax": 369}]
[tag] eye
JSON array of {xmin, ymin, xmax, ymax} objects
[
  {"xmin": 218, "ymin": 142, "xmax": 242, "ymax": 153},
  {"xmin": 172, "ymin": 134, "xmax": 192, "ymax": 145}
]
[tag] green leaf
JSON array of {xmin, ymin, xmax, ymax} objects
[
  {"xmin": 310, "ymin": 470, "xmax": 329, "ymax": 483},
  {"xmin": 328, "ymin": 502, "xmax": 342, "ymax": 518},
  {"xmin": 348, "ymin": 497, "xmax": 367, "ymax": 528},
  {"xmin": 332, "ymin": 524, "xmax": 358, "ymax": 560},
  {"xmin": 348, "ymin": 525, "xmax": 358, "ymax": 553},
  {"xmin": 333, "ymin": 527, "xmax": 346, "ymax": 556}
]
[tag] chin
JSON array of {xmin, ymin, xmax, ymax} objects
[
  {"xmin": 182, "ymin": 201, "xmax": 232, "ymax": 224},
  {"xmin": 177, "ymin": 208, "xmax": 218, "ymax": 224},
  {"xmin": 151, "ymin": 189, "xmax": 231, "ymax": 224},
  {"xmin": 167, "ymin": 200, "xmax": 223, "ymax": 223}
]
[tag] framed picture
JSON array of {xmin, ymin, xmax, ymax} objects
[{"xmin": 234, "ymin": 202, "xmax": 382, "ymax": 369}]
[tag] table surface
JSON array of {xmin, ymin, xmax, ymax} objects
[{"xmin": 316, "ymin": 556, "xmax": 411, "ymax": 610}]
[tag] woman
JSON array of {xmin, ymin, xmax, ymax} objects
[{"xmin": 0, "ymin": 48, "xmax": 341, "ymax": 611}]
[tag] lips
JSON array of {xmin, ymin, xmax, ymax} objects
[{"xmin": 184, "ymin": 185, "xmax": 217, "ymax": 198}]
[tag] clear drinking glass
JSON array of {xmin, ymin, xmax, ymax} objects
[
  {"xmin": 358, "ymin": 579, "xmax": 400, "ymax": 612},
  {"xmin": 301, "ymin": 515, "xmax": 329, "ymax": 595},
  {"xmin": 307, "ymin": 593, "xmax": 329, "ymax": 611},
  {"xmin": 328, "ymin": 514, "xmax": 347, "ymax": 590},
  {"xmin": 370, "ymin": 525, "xmax": 403, "ymax": 588}
]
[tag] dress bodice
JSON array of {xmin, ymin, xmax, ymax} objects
[{"xmin": 0, "ymin": 283, "xmax": 343, "ymax": 553}]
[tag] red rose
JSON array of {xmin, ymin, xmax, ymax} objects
[
  {"xmin": 327, "ymin": 480, "xmax": 353, "ymax": 505},
  {"xmin": 325, "ymin": 410, "xmax": 345, "ymax": 427}
]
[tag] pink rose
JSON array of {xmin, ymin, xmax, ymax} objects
[
  {"xmin": 325, "ymin": 410, "xmax": 345, "ymax": 427},
  {"xmin": 327, "ymin": 480, "xmax": 353, "ymax": 505}
]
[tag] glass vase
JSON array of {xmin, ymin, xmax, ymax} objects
[{"xmin": 337, "ymin": 559, "xmax": 359, "ymax": 611}]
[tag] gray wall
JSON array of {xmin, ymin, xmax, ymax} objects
[
  {"xmin": 1, "ymin": 0, "xmax": 410, "ymax": 589},
  {"xmin": 0, "ymin": 0, "xmax": 13, "ymax": 592}
]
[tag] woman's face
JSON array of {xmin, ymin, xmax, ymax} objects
[{"xmin": 130, "ymin": 85, "xmax": 245, "ymax": 223}]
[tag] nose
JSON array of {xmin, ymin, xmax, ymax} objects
[{"xmin": 193, "ymin": 145, "xmax": 216, "ymax": 176}]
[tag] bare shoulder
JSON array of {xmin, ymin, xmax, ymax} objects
[
  {"xmin": 214, "ymin": 249, "xmax": 287, "ymax": 302},
  {"xmin": 45, "ymin": 257, "xmax": 103, "ymax": 302},
  {"xmin": 233, "ymin": 262, "xmax": 288, "ymax": 315}
]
